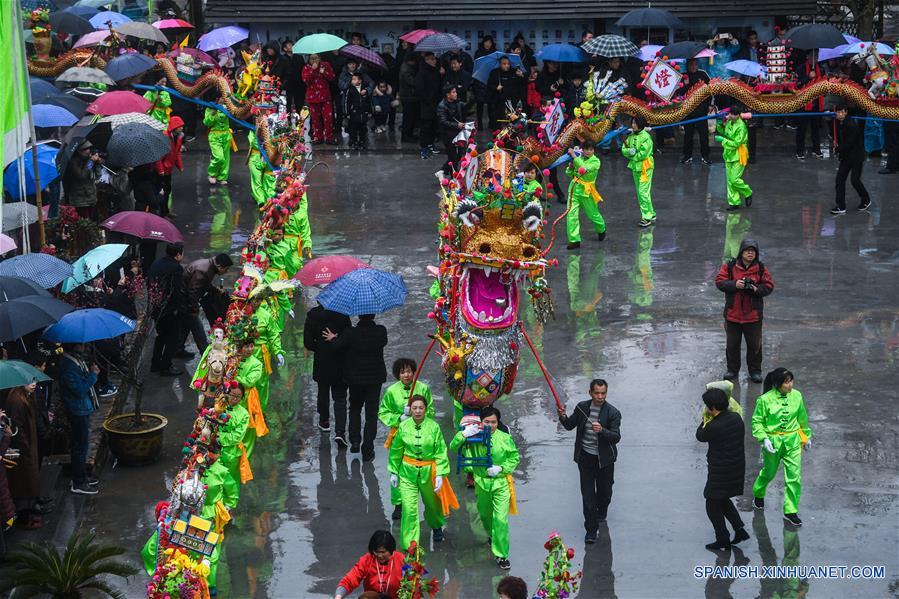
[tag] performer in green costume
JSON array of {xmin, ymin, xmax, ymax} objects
[
  {"xmin": 715, "ymin": 112, "xmax": 753, "ymax": 209},
  {"xmin": 248, "ymin": 130, "xmax": 276, "ymax": 207},
  {"xmin": 284, "ymin": 192, "xmax": 313, "ymax": 264},
  {"xmin": 253, "ymin": 298, "xmax": 285, "ymax": 411},
  {"xmin": 449, "ymin": 407, "xmax": 520, "ymax": 569},
  {"xmin": 522, "ymin": 163, "xmax": 543, "ymax": 195},
  {"xmin": 204, "ymin": 107, "xmax": 233, "ymax": 184},
  {"xmin": 378, "ymin": 358, "xmax": 433, "ymax": 518},
  {"xmin": 751, "ymin": 368, "xmax": 811, "ymax": 525},
  {"xmin": 143, "ymin": 84, "xmax": 171, "ymax": 126},
  {"xmin": 387, "ymin": 395, "xmax": 458, "ymax": 550},
  {"xmin": 564, "ymin": 142, "xmax": 605, "ymax": 250},
  {"xmin": 621, "ymin": 116, "xmax": 656, "ymax": 226}
]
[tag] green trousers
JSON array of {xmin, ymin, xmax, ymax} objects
[
  {"xmin": 249, "ymin": 153, "xmax": 276, "ymax": 207},
  {"xmin": 752, "ymin": 433, "xmax": 803, "ymax": 514},
  {"xmin": 725, "ymin": 161, "xmax": 752, "ymax": 206},
  {"xmin": 208, "ymin": 133, "xmax": 231, "ymax": 181},
  {"xmin": 566, "ymin": 193, "xmax": 606, "ymax": 243},
  {"xmin": 476, "ymin": 481, "xmax": 511, "ymax": 558},
  {"xmin": 632, "ymin": 169, "xmax": 655, "ymax": 220},
  {"xmin": 398, "ymin": 469, "xmax": 445, "ymax": 551}
]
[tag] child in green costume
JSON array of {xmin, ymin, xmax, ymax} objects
[
  {"xmin": 751, "ymin": 368, "xmax": 811, "ymax": 526},
  {"xmin": 204, "ymin": 107, "xmax": 233, "ymax": 185},
  {"xmin": 144, "ymin": 80, "xmax": 172, "ymax": 126},
  {"xmin": 715, "ymin": 111, "xmax": 753, "ymax": 210},
  {"xmin": 565, "ymin": 142, "xmax": 605, "ymax": 250},
  {"xmin": 378, "ymin": 358, "xmax": 434, "ymax": 520},
  {"xmin": 247, "ymin": 129, "xmax": 276, "ymax": 207},
  {"xmin": 522, "ymin": 162, "xmax": 543, "ymax": 195},
  {"xmin": 449, "ymin": 406, "xmax": 520, "ymax": 570},
  {"xmin": 622, "ymin": 116, "xmax": 656, "ymax": 226}
]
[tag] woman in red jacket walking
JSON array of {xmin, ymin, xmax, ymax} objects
[
  {"xmin": 335, "ymin": 530, "xmax": 404, "ymax": 599},
  {"xmin": 302, "ymin": 54, "xmax": 337, "ymax": 144},
  {"xmin": 154, "ymin": 116, "xmax": 184, "ymax": 218}
]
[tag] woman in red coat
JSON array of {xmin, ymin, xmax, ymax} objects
[
  {"xmin": 334, "ymin": 530, "xmax": 404, "ymax": 599},
  {"xmin": 302, "ymin": 53, "xmax": 337, "ymax": 144},
  {"xmin": 153, "ymin": 116, "xmax": 184, "ymax": 218}
]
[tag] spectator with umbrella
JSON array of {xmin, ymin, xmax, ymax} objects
[
  {"xmin": 302, "ymin": 54, "xmax": 337, "ymax": 145},
  {"xmin": 473, "ymin": 36, "xmax": 498, "ymax": 130},
  {"xmin": 304, "ymin": 301, "xmax": 352, "ymax": 442},
  {"xmin": 486, "ymin": 55, "xmax": 526, "ymax": 130},
  {"xmin": 415, "ymin": 52, "xmax": 443, "ymax": 159},
  {"xmin": 58, "ymin": 342, "xmax": 100, "ymax": 495},
  {"xmin": 62, "ymin": 139, "xmax": 101, "ymax": 220}
]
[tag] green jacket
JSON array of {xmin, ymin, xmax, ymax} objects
[
  {"xmin": 751, "ymin": 388, "xmax": 812, "ymax": 443},
  {"xmin": 267, "ymin": 238, "xmax": 303, "ymax": 279},
  {"xmin": 523, "ymin": 179, "xmax": 543, "ymax": 195},
  {"xmin": 236, "ymin": 353, "xmax": 264, "ymax": 390},
  {"xmin": 378, "ymin": 380, "xmax": 433, "ymax": 427},
  {"xmin": 565, "ymin": 154, "xmax": 601, "ymax": 201},
  {"xmin": 715, "ymin": 118, "xmax": 748, "ymax": 163},
  {"xmin": 143, "ymin": 90, "xmax": 171, "ymax": 125},
  {"xmin": 621, "ymin": 129, "xmax": 654, "ymax": 171},
  {"xmin": 254, "ymin": 300, "xmax": 284, "ymax": 358},
  {"xmin": 388, "ymin": 417, "xmax": 450, "ymax": 480},
  {"xmin": 450, "ymin": 427, "xmax": 520, "ymax": 492},
  {"xmin": 284, "ymin": 193, "xmax": 313, "ymax": 255},
  {"xmin": 203, "ymin": 108, "xmax": 231, "ymax": 136}
]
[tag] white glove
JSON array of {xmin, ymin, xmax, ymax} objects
[
  {"xmin": 434, "ymin": 475, "xmax": 443, "ymax": 493},
  {"xmin": 288, "ymin": 309, "xmax": 295, "ymax": 319},
  {"xmin": 763, "ymin": 438, "xmax": 776, "ymax": 454},
  {"xmin": 628, "ymin": 148, "xmax": 636, "ymax": 156},
  {"xmin": 403, "ymin": 405, "xmax": 410, "ymax": 416},
  {"xmin": 390, "ymin": 474, "xmax": 398, "ymax": 488},
  {"xmin": 400, "ymin": 413, "xmax": 409, "ymax": 422},
  {"xmin": 486, "ymin": 465, "xmax": 502, "ymax": 478},
  {"xmin": 276, "ymin": 353, "xmax": 285, "ymax": 367},
  {"xmin": 462, "ymin": 423, "xmax": 480, "ymax": 438}
]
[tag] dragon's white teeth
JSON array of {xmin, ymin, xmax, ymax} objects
[{"xmin": 478, "ymin": 311, "xmax": 487, "ymax": 321}]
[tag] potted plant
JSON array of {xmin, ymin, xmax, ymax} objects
[{"xmin": 0, "ymin": 532, "xmax": 138, "ymax": 598}]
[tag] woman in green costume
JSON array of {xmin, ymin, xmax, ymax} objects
[
  {"xmin": 204, "ymin": 105, "xmax": 233, "ymax": 185},
  {"xmin": 247, "ymin": 129, "xmax": 276, "ymax": 207},
  {"xmin": 715, "ymin": 110, "xmax": 753, "ymax": 210},
  {"xmin": 621, "ymin": 116, "xmax": 656, "ymax": 227}
]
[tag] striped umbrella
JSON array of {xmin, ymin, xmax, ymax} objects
[
  {"xmin": 339, "ymin": 44, "xmax": 387, "ymax": 70},
  {"xmin": 581, "ymin": 35, "xmax": 639, "ymax": 58},
  {"xmin": 316, "ymin": 268, "xmax": 407, "ymax": 316},
  {"xmin": 0, "ymin": 253, "xmax": 74, "ymax": 288},
  {"xmin": 99, "ymin": 111, "xmax": 165, "ymax": 131},
  {"xmin": 415, "ymin": 32, "xmax": 467, "ymax": 54}
]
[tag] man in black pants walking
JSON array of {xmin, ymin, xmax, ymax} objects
[
  {"xmin": 831, "ymin": 105, "xmax": 871, "ymax": 215},
  {"xmin": 557, "ymin": 379, "xmax": 622, "ymax": 544},
  {"xmin": 437, "ymin": 84, "xmax": 466, "ymax": 177},
  {"xmin": 304, "ymin": 302, "xmax": 352, "ymax": 441},
  {"xmin": 680, "ymin": 59, "xmax": 711, "ymax": 165},
  {"xmin": 147, "ymin": 243, "xmax": 185, "ymax": 376}
]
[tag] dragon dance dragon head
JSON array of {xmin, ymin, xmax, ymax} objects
[{"xmin": 434, "ymin": 143, "xmax": 556, "ymax": 408}]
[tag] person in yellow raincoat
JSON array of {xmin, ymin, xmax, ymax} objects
[
  {"xmin": 751, "ymin": 368, "xmax": 811, "ymax": 527},
  {"xmin": 565, "ymin": 141, "xmax": 605, "ymax": 250},
  {"xmin": 388, "ymin": 395, "xmax": 458, "ymax": 550},
  {"xmin": 248, "ymin": 129, "xmax": 276, "ymax": 207},
  {"xmin": 715, "ymin": 110, "xmax": 753, "ymax": 210},
  {"xmin": 621, "ymin": 116, "xmax": 656, "ymax": 227},
  {"xmin": 449, "ymin": 406, "xmax": 520, "ymax": 570},
  {"xmin": 378, "ymin": 358, "xmax": 433, "ymax": 520},
  {"xmin": 204, "ymin": 106, "xmax": 234, "ymax": 185}
]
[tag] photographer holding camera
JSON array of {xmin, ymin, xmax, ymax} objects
[{"xmin": 715, "ymin": 239, "xmax": 774, "ymax": 383}]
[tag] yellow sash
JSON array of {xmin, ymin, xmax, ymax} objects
[
  {"xmin": 770, "ymin": 428, "xmax": 810, "ymax": 446},
  {"xmin": 213, "ymin": 500, "xmax": 231, "ymax": 534},
  {"xmin": 384, "ymin": 426, "xmax": 398, "ymax": 449},
  {"xmin": 403, "ymin": 456, "xmax": 460, "ymax": 516},
  {"xmin": 246, "ymin": 388, "xmax": 269, "ymax": 437},
  {"xmin": 573, "ymin": 177, "xmax": 603, "ymax": 203},
  {"xmin": 260, "ymin": 345, "xmax": 272, "ymax": 375},
  {"xmin": 737, "ymin": 144, "xmax": 748, "ymax": 167},
  {"xmin": 506, "ymin": 474, "xmax": 518, "ymax": 515},
  {"xmin": 284, "ymin": 233, "xmax": 303, "ymax": 256},
  {"xmin": 238, "ymin": 442, "xmax": 253, "ymax": 484},
  {"xmin": 210, "ymin": 128, "xmax": 237, "ymax": 152},
  {"xmin": 639, "ymin": 158, "xmax": 653, "ymax": 183}
]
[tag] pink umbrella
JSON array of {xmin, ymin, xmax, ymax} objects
[
  {"xmin": 399, "ymin": 29, "xmax": 438, "ymax": 44},
  {"xmin": 73, "ymin": 30, "xmax": 123, "ymax": 48},
  {"xmin": 86, "ymin": 91, "xmax": 152, "ymax": 116},
  {"xmin": 153, "ymin": 19, "xmax": 194, "ymax": 30},
  {"xmin": 0, "ymin": 233, "xmax": 16, "ymax": 255},
  {"xmin": 295, "ymin": 255, "xmax": 369, "ymax": 286},
  {"xmin": 101, "ymin": 211, "xmax": 183, "ymax": 243},
  {"xmin": 695, "ymin": 48, "xmax": 717, "ymax": 59},
  {"xmin": 168, "ymin": 47, "xmax": 215, "ymax": 65}
]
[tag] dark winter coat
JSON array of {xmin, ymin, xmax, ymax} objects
[
  {"xmin": 440, "ymin": 49, "xmax": 473, "ymax": 74},
  {"xmin": 696, "ymin": 410, "xmax": 745, "ymax": 499},
  {"xmin": 487, "ymin": 67, "xmax": 526, "ymax": 108},
  {"xmin": 836, "ymin": 117, "xmax": 866, "ymax": 163},
  {"xmin": 560, "ymin": 399, "xmax": 621, "ymax": 468},
  {"xmin": 715, "ymin": 239, "xmax": 774, "ymax": 323},
  {"xmin": 443, "ymin": 68, "xmax": 472, "ymax": 99},
  {"xmin": 62, "ymin": 153, "xmax": 97, "ymax": 208},
  {"xmin": 343, "ymin": 85, "xmax": 373, "ymax": 124},
  {"xmin": 535, "ymin": 67, "xmax": 564, "ymax": 98},
  {"xmin": 0, "ymin": 427, "xmax": 16, "ymax": 522},
  {"xmin": 146, "ymin": 255, "xmax": 184, "ymax": 319},
  {"xmin": 684, "ymin": 68, "xmax": 712, "ymax": 117},
  {"xmin": 303, "ymin": 305, "xmax": 352, "ymax": 383},
  {"xmin": 415, "ymin": 62, "xmax": 443, "ymax": 120},
  {"xmin": 261, "ymin": 44, "xmax": 290, "ymax": 90},
  {"xmin": 437, "ymin": 98, "xmax": 463, "ymax": 136},
  {"xmin": 2, "ymin": 388, "xmax": 40, "ymax": 499},
  {"xmin": 330, "ymin": 317, "xmax": 388, "ymax": 386},
  {"xmin": 398, "ymin": 60, "xmax": 418, "ymax": 102}
]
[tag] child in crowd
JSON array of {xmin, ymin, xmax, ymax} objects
[
  {"xmin": 344, "ymin": 73, "xmax": 373, "ymax": 150},
  {"xmin": 371, "ymin": 81, "xmax": 397, "ymax": 134},
  {"xmin": 526, "ymin": 67, "xmax": 542, "ymax": 116},
  {"xmin": 522, "ymin": 162, "xmax": 543, "ymax": 195}
]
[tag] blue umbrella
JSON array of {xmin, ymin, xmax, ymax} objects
[
  {"xmin": 62, "ymin": 243, "xmax": 129, "ymax": 293},
  {"xmin": 33, "ymin": 104, "xmax": 79, "ymax": 127},
  {"xmin": 105, "ymin": 53, "xmax": 157, "ymax": 81},
  {"xmin": 724, "ymin": 60, "xmax": 767, "ymax": 78},
  {"xmin": 30, "ymin": 77, "xmax": 59, "ymax": 98},
  {"xmin": 473, "ymin": 51, "xmax": 524, "ymax": 84},
  {"xmin": 0, "ymin": 253, "xmax": 74, "ymax": 288},
  {"xmin": 536, "ymin": 43, "xmax": 588, "ymax": 63},
  {"xmin": 43, "ymin": 307, "xmax": 135, "ymax": 343},
  {"xmin": 317, "ymin": 268, "xmax": 407, "ymax": 316},
  {"xmin": 64, "ymin": 5, "xmax": 99, "ymax": 18},
  {"xmin": 842, "ymin": 42, "xmax": 895, "ymax": 56},
  {"xmin": 89, "ymin": 10, "xmax": 131, "ymax": 29},
  {"xmin": 2, "ymin": 144, "xmax": 61, "ymax": 200}
]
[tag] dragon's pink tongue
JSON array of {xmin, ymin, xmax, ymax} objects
[{"xmin": 469, "ymin": 269, "xmax": 507, "ymax": 318}]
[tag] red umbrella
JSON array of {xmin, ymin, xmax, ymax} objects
[
  {"xmin": 295, "ymin": 255, "xmax": 368, "ymax": 286},
  {"xmin": 339, "ymin": 44, "xmax": 387, "ymax": 70},
  {"xmin": 153, "ymin": 19, "xmax": 194, "ymax": 30},
  {"xmin": 101, "ymin": 211, "xmax": 183, "ymax": 243},
  {"xmin": 86, "ymin": 91, "xmax": 152, "ymax": 116},
  {"xmin": 400, "ymin": 29, "xmax": 438, "ymax": 44}
]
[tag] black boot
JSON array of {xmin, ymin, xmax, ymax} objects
[
  {"xmin": 391, "ymin": 505, "xmax": 402, "ymax": 520},
  {"xmin": 731, "ymin": 528, "xmax": 750, "ymax": 544},
  {"xmin": 705, "ymin": 540, "xmax": 731, "ymax": 551}
]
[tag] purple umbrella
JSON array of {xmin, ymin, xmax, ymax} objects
[
  {"xmin": 101, "ymin": 211, "xmax": 183, "ymax": 243},
  {"xmin": 197, "ymin": 25, "xmax": 249, "ymax": 52},
  {"xmin": 339, "ymin": 44, "xmax": 387, "ymax": 70}
]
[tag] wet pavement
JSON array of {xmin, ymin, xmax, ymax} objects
[{"xmin": 68, "ymin": 134, "xmax": 898, "ymax": 598}]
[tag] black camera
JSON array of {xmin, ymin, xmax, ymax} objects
[{"xmin": 741, "ymin": 277, "xmax": 756, "ymax": 291}]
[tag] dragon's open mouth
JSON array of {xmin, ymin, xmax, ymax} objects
[{"xmin": 460, "ymin": 265, "xmax": 520, "ymax": 329}]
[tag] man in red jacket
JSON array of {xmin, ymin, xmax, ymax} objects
[{"xmin": 715, "ymin": 239, "xmax": 774, "ymax": 383}]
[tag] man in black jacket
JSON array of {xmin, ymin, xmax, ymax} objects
[
  {"xmin": 680, "ymin": 59, "xmax": 712, "ymax": 165},
  {"xmin": 303, "ymin": 303, "xmax": 352, "ymax": 441},
  {"xmin": 696, "ymin": 387, "xmax": 748, "ymax": 550},
  {"xmin": 323, "ymin": 314, "xmax": 387, "ymax": 461},
  {"xmin": 830, "ymin": 105, "xmax": 871, "ymax": 215},
  {"xmin": 487, "ymin": 57, "xmax": 526, "ymax": 130},
  {"xmin": 557, "ymin": 378, "xmax": 622, "ymax": 543},
  {"xmin": 437, "ymin": 84, "xmax": 465, "ymax": 177},
  {"xmin": 146, "ymin": 243, "xmax": 184, "ymax": 376},
  {"xmin": 415, "ymin": 53, "xmax": 443, "ymax": 159}
]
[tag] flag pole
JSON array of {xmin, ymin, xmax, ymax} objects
[{"xmin": 18, "ymin": 1, "xmax": 45, "ymax": 248}]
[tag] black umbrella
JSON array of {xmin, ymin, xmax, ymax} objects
[
  {"xmin": 33, "ymin": 93, "xmax": 87, "ymax": 117},
  {"xmin": 105, "ymin": 122, "xmax": 170, "ymax": 168},
  {"xmin": 30, "ymin": 77, "xmax": 59, "ymax": 99},
  {"xmin": 57, "ymin": 121, "xmax": 112, "ymax": 174},
  {"xmin": 616, "ymin": 7, "xmax": 684, "ymax": 29},
  {"xmin": 0, "ymin": 276, "xmax": 51, "ymax": 301},
  {"xmin": 66, "ymin": 86, "xmax": 106, "ymax": 103},
  {"xmin": 659, "ymin": 41, "xmax": 708, "ymax": 60},
  {"xmin": 0, "ymin": 296, "xmax": 73, "ymax": 342},
  {"xmin": 783, "ymin": 23, "xmax": 846, "ymax": 50},
  {"xmin": 49, "ymin": 11, "xmax": 94, "ymax": 35}
]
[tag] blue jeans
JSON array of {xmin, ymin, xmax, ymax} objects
[{"xmin": 69, "ymin": 414, "xmax": 91, "ymax": 484}]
